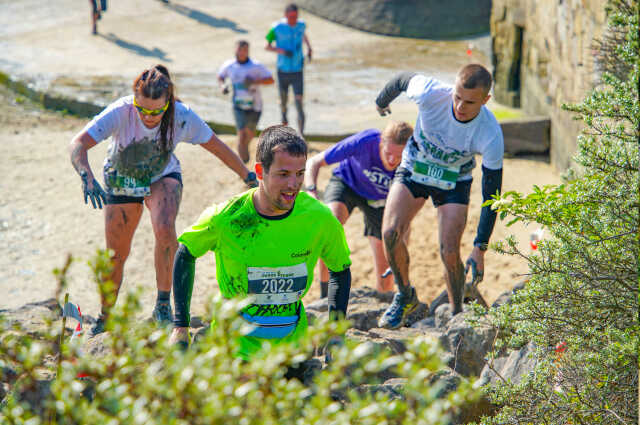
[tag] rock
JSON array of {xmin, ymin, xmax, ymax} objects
[
  {"xmin": 357, "ymin": 377, "xmax": 406, "ymax": 400},
  {"xmin": 0, "ymin": 298, "xmax": 61, "ymax": 337},
  {"xmin": 501, "ymin": 118, "xmax": 551, "ymax": 155},
  {"xmin": 434, "ymin": 303, "xmax": 454, "ymax": 329},
  {"xmin": 83, "ymin": 332, "xmax": 112, "ymax": 357},
  {"xmin": 305, "ymin": 297, "xmax": 328, "ymax": 312},
  {"xmin": 411, "ymin": 305, "xmax": 497, "ymax": 377},
  {"xmin": 491, "ymin": 0, "xmax": 607, "ymax": 169},
  {"xmin": 297, "ymin": 0, "xmax": 491, "ymax": 39},
  {"xmin": 429, "ymin": 369, "xmax": 496, "ymax": 423},
  {"xmin": 306, "ymin": 287, "xmax": 424, "ymax": 332},
  {"xmin": 347, "ymin": 327, "xmax": 443, "ymax": 356},
  {"xmin": 13, "ymin": 378, "xmax": 52, "ymax": 415},
  {"xmin": 1, "ymin": 366, "xmax": 18, "ymax": 384},
  {"xmin": 189, "ymin": 316, "xmax": 207, "ymax": 328},
  {"xmin": 479, "ymin": 342, "xmax": 538, "ymax": 387},
  {"xmin": 442, "ymin": 312, "xmax": 497, "ymax": 377}
]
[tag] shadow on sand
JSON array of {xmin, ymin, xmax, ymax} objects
[
  {"xmin": 100, "ymin": 33, "xmax": 172, "ymax": 62},
  {"xmin": 163, "ymin": 2, "xmax": 248, "ymax": 33}
]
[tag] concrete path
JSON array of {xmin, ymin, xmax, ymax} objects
[{"xmin": 0, "ymin": 0, "xmax": 492, "ymax": 136}]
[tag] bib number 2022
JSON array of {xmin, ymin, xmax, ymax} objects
[{"xmin": 261, "ymin": 278, "xmax": 294, "ymax": 294}]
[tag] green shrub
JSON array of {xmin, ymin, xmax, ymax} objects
[
  {"xmin": 1, "ymin": 250, "xmax": 478, "ymax": 424},
  {"xmin": 476, "ymin": 1, "xmax": 639, "ymax": 423}
]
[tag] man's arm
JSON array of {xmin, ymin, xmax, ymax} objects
[
  {"xmin": 467, "ymin": 166, "xmax": 503, "ymax": 276},
  {"xmin": 303, "ymin": 33, "xmax": 312, "ymax": 60},
  {"xmin": 375, "ymin": 72, "xmax": 417, "ymax": 115},
  {"xmin": 303, "ymin": 152, "xmax": 327, "ymax": 198},
  {"xmin": 327, "ymin": 267, "xmax": 351, "ymax": 320},
  {"xmin": 265, "ymin": 27, "xmax": 291, "ymax": 56},
  {"xmin": 170, "ymin": 244, "xmax": 196, "ymax": 346}
]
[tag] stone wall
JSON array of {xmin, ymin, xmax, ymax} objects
[
  {"xmin": 297, "ymin": 0, "xmax": 492, "ymax": 39},
  {"xmin": 491, "ymin": 0, "xmax": 606, "ymax": 170}
]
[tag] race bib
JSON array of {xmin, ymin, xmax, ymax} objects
[
  {"xmin": 106, "ymin": 169, "xmax": 151, "ymax": 197},
  {"xmin": 247, "ymin": 263, "xmax": 307, "ymax": 305},
  {"xmin": 411, "ymin": 158, "xmax": 460, "ymax": 191},
  {"xmin": 233, "ymin": 87, "xmax": 255, "ymax": 110}
]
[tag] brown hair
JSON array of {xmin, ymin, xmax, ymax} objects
[
  {"xmin": 382, "ymin": 121, "xmax": 413, "ymax": 145},
  {"xmin": 236, "ymin": 40, "xmax": 249, "ymax": 49},
  {"xmin": 457, "ymin": 64, "xmax": 493, "ymax": 94},
  {"xmin": 132, "ymin": 64, "xmax": 175, "ymax": 153},
  {"xmin": 256, "ymin": 125, "xmax": 307, "ymax": 172}
]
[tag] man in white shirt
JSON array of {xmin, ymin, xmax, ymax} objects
[
  {"xmin": 218, "ymin": 40, "xmax": 274, "ymax": 163},
  {"xmin": 374, "ymin": 64, "xmax": 504, "ymax": 328}
]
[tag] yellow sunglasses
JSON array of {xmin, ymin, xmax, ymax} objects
[{"xmin": 133, "ymin": 97, "xmax": 169, "ymax": 116}]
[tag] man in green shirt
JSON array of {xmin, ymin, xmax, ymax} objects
[{"xmin": 169, "ymin": 125, "xmax": 352, "ymax": 359}]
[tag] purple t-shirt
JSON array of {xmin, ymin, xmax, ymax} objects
[{"xmin": 324, "ymin": 129, "xmax": 395, "ymax": 201}]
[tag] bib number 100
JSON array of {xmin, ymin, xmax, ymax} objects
[
  {"xmin": 261, "ymin": 278, "xmax": 294, "ymax": 293},
  {"xmin": 425, "ymin": 164, "xmax": 444, "ymax": 179}
]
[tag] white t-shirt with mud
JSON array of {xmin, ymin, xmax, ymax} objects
[
  {"xmin": 401, "ymin": 75, "xmax": 504, "ymax": 190},
  {"xmin": 217, "ymin": 58, "xmax": 272, "ymax": 112},
  {"xmin": 83, "ymin": 95, "xmax": 213, "ymax": 196}
]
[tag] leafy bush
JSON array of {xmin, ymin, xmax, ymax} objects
[
  {"xmin": 1, "ymin": 250, "xmax": 478, "ymax": 424},
  {"xmin": 476, "ymin": 1, "xmax": 639, "ymax": 423}
]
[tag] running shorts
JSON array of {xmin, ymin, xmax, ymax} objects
[
  {"xmin": 233, "ymin": 107, "xmax": 261, "ymax": 131},
  {"xmin": 393, "ymin": 167, "xmax": 471, "ymax": 207},
  {"xmin": 277, "ymin": 71, "xmax": 303, "ymax": 96},
  {"xmin": 323, "ymin": 175, "xmax": 384, "ymax": 239},
  {"xmin": 105, "ymin": 172, "xmax": 183, "ymax": 205}
]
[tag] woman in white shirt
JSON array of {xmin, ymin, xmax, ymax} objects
[{"xmin": 69, "ymin": 64, "xmax": 257, "ymax": 335}]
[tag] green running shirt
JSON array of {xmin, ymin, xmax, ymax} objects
[{"xmin": 178, "ymin": 189, "xmax": 351, "ymax": 358}]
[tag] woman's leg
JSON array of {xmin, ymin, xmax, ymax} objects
[
  {"xmin": 102, "ymin": 202, "xmax": 143, "ymax": 316},
  {"xmin": 145, "ymin": 176, "xmax": 182, "ymax": 321}
]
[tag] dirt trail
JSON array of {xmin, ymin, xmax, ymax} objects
[{"xmin": 0, "ymin": 86, "xmax": 560, "ymax": 319}]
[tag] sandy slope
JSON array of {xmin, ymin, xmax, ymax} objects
[{"xmin": 0, "ymin": 85, "xmax": 560, "ymax": 319}]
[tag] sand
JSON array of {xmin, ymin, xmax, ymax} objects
[{"xmin": 0, "ymin": 84, "xmax": 560, "ymax": 319}]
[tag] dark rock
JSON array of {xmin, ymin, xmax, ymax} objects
[
  {"xmin": 1, "ymin": 366, "xmax": 18, "ymax": 384},
  {"xmin": 501, "ymin": 118, "xmax": 551, "ymax": 155},
  {"xmin": 307, "ymin": 287, "xmax": 420, "ymax": 332},
  {"xmin": 297, "ymin": 0, "xmax": 491, "ymax": 39},
  {"xmin": 479, "ymin": 342, "xmax": 538, "ymax": 387},
  {"xmin": 357, "ymin": 378, "xmax": 406, "ymax": 400},
  {"xmin": 305, "ymin": 297, "xmax": 328, "ymax": 312},
  {"xmin": 429, "ymin": 369, "xmax": 496, "ymax": 424},
  {"xmin": 189, "ymin": 316, "xmax": 207, "ymax": 328},
  {"xmin": 442, "ymin": 312, "xmax": 496, "ymax": 377},
  {"xmin": 13, "ymin": 378, "xmax": 52, "ymax": 415}
]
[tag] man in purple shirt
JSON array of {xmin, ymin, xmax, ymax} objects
[{"xmin": 304, "ymin": 121, "xmax": 413, "ymax": 295}]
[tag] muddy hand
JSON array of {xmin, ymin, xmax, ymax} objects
[
  {"xmin": 81, "ymin": 171, "xmax": 107, "ymax": 209},
  {"xmin": 376, "ymin": 105, "xmax": 391, "ymax": 117},
  {"xmin": 465, "ymin": 258, "xmax": 484, "ymax": 287}
]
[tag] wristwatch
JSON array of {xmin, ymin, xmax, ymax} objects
[
  {"xmin": 305, "ymin": 184, "xmax": 317, "ymax": 192},
  {"xmin": 244, "ymin": 171, "xmax": 257, "ymax": 184},
  {"xmin": 474, "ymin": 242, "xmax": 488, "ymax": 251}
]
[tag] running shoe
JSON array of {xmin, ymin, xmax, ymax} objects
[
  {"xmin": 90, "ymin": 317, "xmax": 106, "ymax": 337},
  {"xmin": 152, "ymin": 302, "xmax": 173, "ymax": 326},
  {"xmin": 377, "ymin": 286, "xmax": 419, "ymax": 329}
]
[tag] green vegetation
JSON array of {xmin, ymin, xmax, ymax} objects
[
  {"xmin": 476, "ymin": 1, "xmax": 639, "ymax": 423},
  {"xmin": 0, "ymin": 250, "xmax": 478, "ymax": 424}
]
